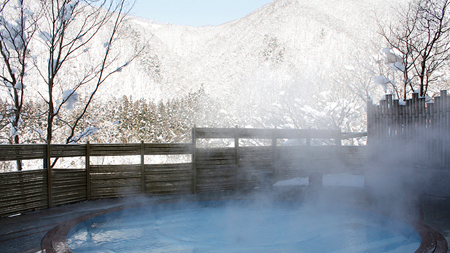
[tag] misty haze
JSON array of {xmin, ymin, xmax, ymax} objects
[{"xmin": 1, "ymin": 0, "xmax": 450, "ymax": 252}]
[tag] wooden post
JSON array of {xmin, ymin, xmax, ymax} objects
[
  {"xmin": 140, "ymin": 141, "xmax": 146, "ymax": 195},
  {"xmin": 191, "ymin": 126, "xmax": 197, "ymax": 194},
  {"xmin": 306, "ymin": 130, "xmax": 311, "ymax": 146},
  {"xmin": 436, "ymin": 96, "xmax": 442, "ymax": 166},
  {"xmin": 336, "ymin": 131, "xmax": 342, "ymax": 146},
  {"xmin": 46, "ymin": 142, "xmax": 52, "ymax": 208},
  {"xmin": 271, "ymin": 129, "xmax": 277, "ymax": 183},
  {"xmin": 86, "ymin": 141, "xmax": 91, "ymax": 200},
  {"xmin": 441, "ymin": 90, "xmax": 447, "ymax": 168},
  {"xmin": 234, "ymin": 126, "xmax": 239, "ymax": 190},
  {"xmin": 443, "ymin": 90, "xmax": 450, "ymax": 167},
  {"xmin": 366, "ymin": 100, "xmax": 373, "ymax": 145}
]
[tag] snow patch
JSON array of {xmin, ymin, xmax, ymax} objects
[
  {"xmin": 273, "ymin": 173, "xmax": 364, "ymax": 188},
  {"xmin": 62, "ymin": 89, "xmax": 79, "ymax": 110}
]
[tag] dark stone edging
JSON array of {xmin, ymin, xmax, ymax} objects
[
  {"xmin": 414, "ymin": 222, "xmax": 448, "ymax": 253},
  {"xmin": 41, "ymin": 205, "xmax": 126, "ymax": 253}
]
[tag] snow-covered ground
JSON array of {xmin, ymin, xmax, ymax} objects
[{"xmin": 273, "ymin": 173, "xmax": 364, "ymax": 188}]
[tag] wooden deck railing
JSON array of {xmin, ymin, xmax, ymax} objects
[{"xmin": 0, "ymin": 127, "xmax": 366, "ymax": 217}]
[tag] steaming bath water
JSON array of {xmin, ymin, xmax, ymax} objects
[{"xmin": 66, "ymin": 200, "xmax": 420, "ymax": 252}]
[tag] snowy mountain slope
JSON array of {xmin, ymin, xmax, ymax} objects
[
  {"xmin": 17, "ymin": 0, "xmax": 407, "ymax": 118},
  {"xmin": 96, "ymin": 0, "xmax": 408, "ymax": 104}
]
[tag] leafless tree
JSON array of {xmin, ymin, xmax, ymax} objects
[
  {"xmin": 0, "ymin": 0, "xmax": 142, "ymax": 170},
  {"xmin": 380, "ymin": 0, "xmax": 450, "ymax": 99},
  {"xmin": 0, "ymin": 0, "xmax": 41, "ymax": 169}
]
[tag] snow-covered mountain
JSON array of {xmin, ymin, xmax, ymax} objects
[{"xmin": 99, "ymin": 0, "xmax": 407, "ymax": 104}]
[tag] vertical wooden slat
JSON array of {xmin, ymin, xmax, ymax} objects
[
  {"xmin": 140, "ymin": 141, "xmax": 145, "ymax": 194},
  {"xmin": 441, "ymin": 91, "xmax": 448, "ymax": 168},
  {"xmin": 271, "ymin": 130, "xmax": 277, "ymax": 182},
  {"xmin": 336, "ymin": 131, "xmax": 342, "ymax": 146},
  {"xmin": 86, "ymin": 141, "xmax": 91, "ymax": 200},
  {"xmin": 412, "ymin": 93, "xmax": 419, "ymax": 151},
  {"xmin": 394, "ymin": 99, "xmax": 400, "ymax": 139},
  {"xmin": 367, "ymin": 100, "xmax": 373, "ymax": 145},
  {"xmin": 402, "ymin": 101, "xmax": 406, "ymax": 141},
  {"xmin": 386, "ymin": 94, "xmax": 393, "ymax": 139},
  {"xmin": 234, "ymin": 126, "xmax": 239, "ymax": 190},
  {"xmin": 368, "ymin": 90, "xmax": 450, "ymax": 169},
  {"xmin": 46, "ymin": 142, "xmax": 52, "ymax": 208},
  {"xmin": 445, "ymin": 91, "xmax": 450, "ymax": 167},
  {"xmin": 436, "ymin": 96, "xmax": 443, "ymax": 166},
  {"xmin": 192, "ymin": 126, "xmax": 197, "ymax": 194},
  {"xmin": 405, "ymin": 99, "xmax": 411, "ymax": 142}
]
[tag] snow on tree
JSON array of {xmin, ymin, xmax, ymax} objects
[
  {"xmin": 379, "ymin": 0, "xmax": 450, "ymax": 99},
  {"xmin": 0, "ymin": 0, "xmax": 142, "ymax": 170},
  {"xmin": 62, "ymin": 89, "xmax": 78, "ymax": 110},
  {"xmin": 0, "ymin": 0, "xmax": 39, "ymax": 169}
]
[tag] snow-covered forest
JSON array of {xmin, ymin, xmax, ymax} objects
[{"xmin": 2, "ymin": 0, "xmax": 450, "ymax": 155}]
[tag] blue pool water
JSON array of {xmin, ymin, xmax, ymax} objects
[{"xmin": 66, "ymin": 200, "xmax": 421, "ymax": 252}]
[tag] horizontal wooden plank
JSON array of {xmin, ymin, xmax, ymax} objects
[
  {"xmin": 0, "ymin": 201, "xmax": 48, "ymax": 217},
  {"xmin": 0, "ymin": 186, "xmax": 47, "ymax": 199},
  {"xmin": 52, "ymin": 189, "xmax": 86, "ymax": 198},
  {"xmin": 52, "ymin": 197, "xmax": 86, "ymax": 207},
  {"xmin": 194, "ymin": 128, "xmax": 237, "ymax": 138},
  {"xmin": 146, "ymin": 180, "xmax": 191, "ymax": 188},
  {"xmin": 0, "ymin": 201, "xmax": 48, "ymax": 214},
  {"xmin": 0, "ymin": 179, "xmax": 47, "ymax": 191},
  {"xmin": 144, "ymin": 143, "xmax": 194, "ymax": 155},
  {"xmin": 51, "ymin": 171, "xmax": 86, "ymax": 177},
  {"xmin": 146, "ymin": 189, "xmax": 191, "ymax": 196},
  {"xmin": 0, "ymin": 186, "xmax": 48, "ymax": 200},
  {"xmin": 89, "ymin": 144, "xmax": 141, "ymax": 156},
  {"xmin": 145, "ymin": 170, "xmax": 191, "ymax": 176},
  {"xmin": 90, "ymin": 165, "xmax": 141, "ymax": 172},
  {"xmin": 196, "ymin": 148, "xmax": 236, "ymax": 156},
  {"xmin": 91, "ymin": 187, "xmax": 141, "ymax": 194},
  {"xmin": 197, "ymin": 176, "xmax": 236, "ymax": 183},
  {"xmin": 50, "ymin": 145, "xmax": 86, "ymax": 157},
  {"xmin": 196, "ymin": 165, "xmax": 237, "ymax": 171},
  {"xmin": 51, "ymin": 177, "xmax": 86, "ymax": 184},
  {"xmin": 0, "ymin": 176, "xmax": 47, "ymax": 187},
  {"xmin": 0, "ymin": 193, "xmax": 48, "ymax": 207},
  {"xmin": 90, "ymin": 187, "xmax": 141, "ymax": 199},
  {"xmin": 52, "ymin": 168, "xmax": 86, "ymax": 174},
  {"xmin": 91, "ymin": 179, "xmax": 141, "ymax": 187},
  {"xmin": 0, "ymin": 144, "xmax": 46, "ymax": 161},
  {"xmin": 195, "ymin": 160, "xmax": 237, "ymax": 166},
  {"xmin": 194, "ymin": 128, "xmax": 342, "ymax": 140},
  {"xmin": 52, "ymin": 184, "xmax": 86, "ymax": 193},
  {"xmin": 0, "ymin": 193, "xmax": 48, "ymax": 209},
  {"xmin": 0, "ymin": 169, "xmax": 47, "ymax": 179},
  {"xmin": 52, "ymin": 191, "xmax": 86, "ymax": 201},
  {"xmin": 145, "ymin": 163, "xmax": 192, "ymax": 171},
  {"xmin": 196, "ymin": 185, "xmax": 236, "ymax": 192},
  {"xmin": 90, "ymin": 173, "xmax": 140, "ymax": 180},
  {"xmin": 146, "ymin": 173, "xmax": 191, "ymax": 181}
]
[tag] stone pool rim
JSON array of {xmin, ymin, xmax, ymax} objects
[{"xmin": 41, "ymin": 195, "xmax": 448, "ymax": 253}]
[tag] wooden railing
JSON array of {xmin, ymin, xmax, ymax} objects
[{"xmin": 0, "ymin": 127, "xmax": 366, "ymax": 217}]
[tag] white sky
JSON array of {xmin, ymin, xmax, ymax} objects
[{"xmin": 129, "ymin": 0, "xmax": 274, "ymax": 27}]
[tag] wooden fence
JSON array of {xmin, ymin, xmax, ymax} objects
[
  {"xmin": 0, "ymin": 127, "xmax": 366, "ymax": 217},
  {"xmin": 367, "ymin": 91, "xmax": 450, "ymax": 168}
]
